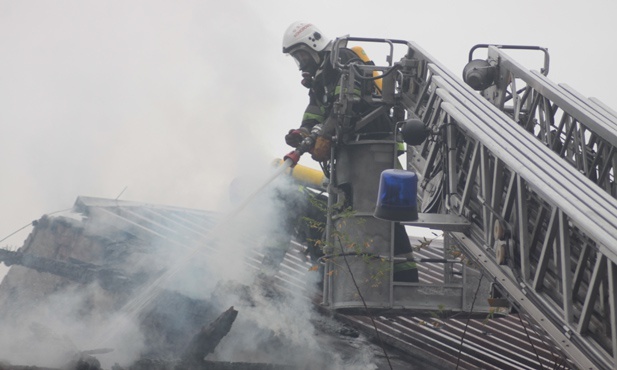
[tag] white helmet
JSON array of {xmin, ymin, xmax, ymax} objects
[{"xmin": 282, "ymin": 22, "xmax": 330, "ymax": 70}]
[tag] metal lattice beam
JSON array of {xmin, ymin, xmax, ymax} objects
[
  {"xmin": 396, "ymin": 41, "xmax": 617, "ymax": 369},
  {"xmin": 486, "ymin": 47, "xmax": 617, "ymax": 198}
]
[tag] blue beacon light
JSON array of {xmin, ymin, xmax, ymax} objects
[{"xmin": 374, "ymin": 169, "xmax": 419, "ymax": 221}]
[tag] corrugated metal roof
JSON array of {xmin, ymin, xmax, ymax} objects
[
  {"xmin": 277, "ymin": 241, "xmax": 575, "ymax": 370},
  {"xmin": 60, "ymin": 196, "xmax": 577, "ymax": 369}
]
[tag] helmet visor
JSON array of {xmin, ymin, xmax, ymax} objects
[
  {"xmin": 288, "ymin": 45, "xmax": 320, "ymax": 72},
  {"xmin": 291, "ymin": 49, "xmax": 314, "ymax": 70}
]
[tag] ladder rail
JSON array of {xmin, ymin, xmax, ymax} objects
[
  {"xmin": 428, "ymin": 69, "xmax": 617, "ymax": 258},
  {"xmin": 397, "ymin": 41, "xmax": 617, "ymax": 369},
  {"xmin": 486, "ymin": 46, "xmax": 617, "ymax": 197},
  {"xmin": 496, "ymin": 50, "xmax": 617, "ymax": 141}
]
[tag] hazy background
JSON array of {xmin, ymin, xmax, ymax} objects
[{"xmin": 0, "ymin": 0, "xmax": 615, "ymax": 261}]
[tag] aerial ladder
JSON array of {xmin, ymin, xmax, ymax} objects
[{"xmin": 316, "ymin": 37, "xmax": 617, "ymax": 370}]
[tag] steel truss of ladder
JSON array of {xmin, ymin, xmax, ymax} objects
[
  {"xmin": 397, "ymin": 41, "xmax": 617, "ymax": 370},
  {"xmin": 480, "ymin": 45, "xmax": 617, "ymax": 199}
]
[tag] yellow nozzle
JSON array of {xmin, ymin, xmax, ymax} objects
[{"xmin": 272, "ymin": 159, "xmax": 326, "ymax": 188}]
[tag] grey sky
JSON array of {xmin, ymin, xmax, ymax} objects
[{"xmin": 0, "ymin": 0, "xmax": 614, "ymax": 250}]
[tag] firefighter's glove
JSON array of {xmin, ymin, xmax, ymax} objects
[
  {"xmin": 301, "ymin": 72, "xmax": 313, "ymax": 88},
  {"xmin": 285, "ymin": 128, "xmax": 309, "ymax": 148}
]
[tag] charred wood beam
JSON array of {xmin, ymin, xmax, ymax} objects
[
  {"xmin": 180, "ymin": 306, "xmax": 238, "ymax": 366},
  {"xmin": 2, "ymin": 306, "xmax": 291, "ymax": 370},
  {"xmin": 132, "ymin": 306, "xmax": 293, "ymax": 370}
]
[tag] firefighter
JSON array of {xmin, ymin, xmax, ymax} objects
[
  {"xmin": 282, "ymin": 22, "xmax": 397, "ymax": 160},
  {"xmin": 281, "ymin": 21, "xmax": 363, "ymax": 162},
  {"xmin": 282, "ymin": 22, "xmax": 418, "ymax": 282}
]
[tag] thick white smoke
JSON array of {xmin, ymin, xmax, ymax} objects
[
  {"xmin": 0, "ymin": 279, "xmax": 145, "ymax": 367},
  {"xmin": 0, "ymin": 162, "xmax": 380, "ymax": 368}
]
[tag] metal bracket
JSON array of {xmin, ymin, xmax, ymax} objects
[{"xmin": 401, "ymin": 213, "xmax": 470, "ymax": 232}]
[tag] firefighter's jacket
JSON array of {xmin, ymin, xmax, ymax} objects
[
  {"xmin": 301, "ymin": 47, "xmax": 393, "ymax": 139},
  {"xmin": 300, "ymin": 47, "xmax": 359, "ymax": 131}
]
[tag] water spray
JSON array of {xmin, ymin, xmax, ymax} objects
[{"xmin": 96, "ymin": 156, "xmax": 298, "ymax": 348}]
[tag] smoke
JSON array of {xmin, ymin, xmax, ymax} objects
[
  {"xmin": 0, "ymin": 159, "xmax": 383, "ymax": 369},
  {"xmin": 0, "ymin": 278, "xmax": 145, "ymax": 367},
  {"xmin": 185, "ymin": 174, "xmax": 379, "ymax": 369},
  {"xmin": 132, "ymin": 171, "xmax": 381, "ymax": 368},
  {"xmin": 99, "ymin": 170, "xmax": 378, "ymax": 369}
]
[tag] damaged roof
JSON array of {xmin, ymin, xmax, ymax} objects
[{"xmin": 0, "ymin": 196, "xmax": 573, "ymax": 369}]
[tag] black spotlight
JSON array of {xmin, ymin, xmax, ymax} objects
[
  {"xmin": 400, "ymin": 119, "xmax": 430, "ymax": 146},
  {"xmin": 462, "ymin": 59, "xmax": 496, "ymax": 91}
]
